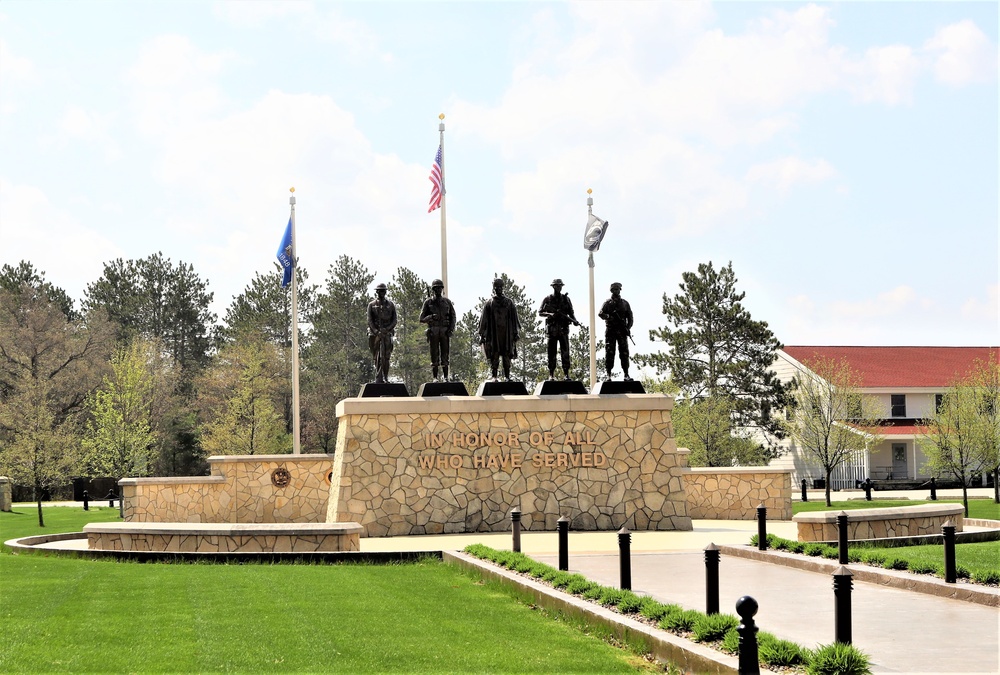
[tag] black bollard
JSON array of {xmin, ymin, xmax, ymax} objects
[
  {"xmin": 557, "ymin": 516, "xmax": 569, "ymax": 571},
  {"xmin": 510, "ymin": 507, "xmax": 522, "ymax": 553},
  {"xmin": 942, "ymin": 520, "xmax": 956, "ymax": 583},
  {"xmin": 863, "ymin": 478, "xmax": 873, "ymax": 501},
  {"xmin": 837, "ymin": 512, "xmax": 849, "ymax": 564},
  {"xmin": 704, "ymin": 543, "xmax": 720, "ymax": 615},
  {"xmin": 756, "ymin": 504, "xmax": 767, "ymax": 551},
  {"xmin": 119, "ymin": 487, "xmax": 124, "ymax": 518},
  {"xmin": 736, "ymin": 595, "xmax": 760, "ymax": 675},
  {"xmin": 801, "ymin": 479, "xmax": 808, "ymax": 502},
  {"xmin": 82, "ymin": 489, "xmax": 89, "ymax": 511},
  {"xmin": 929, "ymin": 477, "xmax": 937, "ymax": 501},
  {"xmin": 618, "ymin": 527, "xmax": 631, "ymax": 590},
  {"xmin": 833, "ymin": 566, "xmax": 853, "ymax": 644},
  {"xmin": 106, "ymin": 489, "xmax": 115, "ymax": 508}
]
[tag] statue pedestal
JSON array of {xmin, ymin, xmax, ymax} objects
[
  {"xmin": 327, "ymin": 394, "xmax": 692, "ymax": 537},
  {"xmin": 595, "ymin": 380, "xmax": 646, "ymax": 395},
  {"xmin": 358, "ymin": 383, "xmax": 410, "ymax": 398},
  {"xmin": 534, "ymin": 380, "xmax": 588, "ymax": 395},
  {"xmin": 476, "ymin": 381, "xmax": 530, "ymax": 396},
  {"xmin": 417, "ymin": 382, "xmax": 469, "ymax": 397}
]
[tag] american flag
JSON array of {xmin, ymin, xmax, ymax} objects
[{"xmin": 428, "ymin": 144, "xmax": 443, "ymax": 213}]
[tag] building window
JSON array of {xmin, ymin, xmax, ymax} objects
[
  {"xmin": 891, "ymin": 394, "xmax": 906, "ymax": 418},
  {"xmin": 935, "ymin": 394, "xmax": 944, "ymax": 413}
]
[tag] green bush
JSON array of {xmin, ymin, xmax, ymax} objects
[
  {"xmin": 541, "ymin": 567, "xmax": 562, "ymax": 583},
  {"xmin": 550, "ymin": 571, "xmax": 573, "ymax": 588},
  {"xmin": 639, "ymin": 598, "xmax": 672, "ymax": 621},
  {"xmin": 512, "ymin": 557, "xmax": 536, "ymax": 573},
  {"xmin": 616, "ymin": 591, "xmax": 643, "ymax": 614},
  {"xmin": 659, "ymin": 608, "xmax": 702, "ymax": 632},
  {"xmin": 788, "ymin": 541, "xmax": 806, "ymax": 554},
  {"xmin": 821, "ymin": 546, "xmax": 839, "ymax": 559},
  {"xmin": 774, "ymin": 537, "xmax": 789, "ymax": 550},
  {"xmin": 720, "ymin": 627, "xmax": 740, "ymax": 654},
  {"xmin": 583, "ymin": 585, "xmax": 604, "ymax": 600},
  {"xmin": 597, "ymin": 587, "xmax": 625, "ymax": 607},
  {"xmin": 759, "ymin": 633, "xmax": 807, "ymax": 667},
  {"xmin": 847, "ymin": 550, "xmax": 863, "ymax": 563},
  {"xmin": 907, "ymin": 561, "xmax": 936, "ymax": 575},
  {"xmin": 807, "ymin": 642, "xmax": 872, "ymax": 675},
  {"xmin": 692, "ymin": 613, "xmax": 739, "ymax": 642},
  {"xmin": 955, "ymin": 564, "xmax": 971, "ymax": 579},
  {"xmin": 883, "ymin": 557, "xmax": 908, "ymax": 571},
  {"xmin": 804, "ymin": 543, "xmax": 827, "ymax": 557},
  {"xmin": 860, "ymin": 550, "xmax": 887, "ymax": 566},
  {"xmin": 972, "ymin": 569, "xmax": 1000, "ymax": 585},
  {"xmin": 565, "ymin": 577, "xmax": 597, "ymax": 595}
]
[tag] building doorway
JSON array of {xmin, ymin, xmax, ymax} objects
[{"xmin": 891, "ymin": 443, "xmax": 908, "ymax": 480}]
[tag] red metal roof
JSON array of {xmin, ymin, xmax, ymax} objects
[{"xmin": 782, "ymin": 346, "xmax": 998, "ymax": 388}]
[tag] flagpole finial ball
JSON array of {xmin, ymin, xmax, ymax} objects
[
  {"xmin": 587, "ymin": 188, "xmax": 592, "ymax": 194},
  {"xmin": 290, "ymin": 187, "xmax": 295, "ymax": 193},
  {"xmin": 439, "ymin": 113, "xmax": 445, "ymax": 120}
]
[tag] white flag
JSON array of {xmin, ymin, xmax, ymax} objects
[{"xmin": 583, "ymin": 213, "xmax": 609, "ymax": 251}]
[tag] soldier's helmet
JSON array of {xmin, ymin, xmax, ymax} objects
[
  {"xmin": 375, "ymin": 283, "xmax": 388, "ymax": 291},
  {"xmin": 551, "ymin": 278, "xmax": 564, "ymax": 287},
  {"xmin": 431, "ymin": 279, "xmax": 444, "ymax": 289},
  {"xmin": 610, "ymin": 282, "xmax": 622, "ymax": 292}
]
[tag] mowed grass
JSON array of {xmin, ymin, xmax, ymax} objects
[
  {"xmin": 1, "ymin": 508, "xmax": 648, "ymax": 673},
  {"xmin": 793, "ymin": 498, "xmax": 1000, "ymax": 520}
]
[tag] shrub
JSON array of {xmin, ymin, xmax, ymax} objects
[
  {"xmin": 955, "ymin": 565, "xmax": 971, "ymax": 580},
  {"xmin": 598, "ymin": 587, "xmax": 625, "ymax": 607},
  {"xmin": 821, "ymin": 546, "xmax": 839, "ymax": 560},
  {"xmin": 550, "ymin": 571, "xmax": 573, "ymax": 588},
  {"xmin": 860, "ymin": 550, "xmax": 887, "ymax": 566},
  {"xmin": 541, "ymin": 568, "xmax": 561, "ymax": 583},
  {"xmin": 659, "ymin": 608, "xmax": 702, "ymax": 632},
  {"xmin": 528, "ymin": 565, "xmax": 548, "ymax": 579},
  {"xmin": 617, "ymin": 591, "xmax": 643, "ymax": 614},
  {"xmin": 720, "ymin": 627, "xmax": 740, "ymax": 654},
  {"xmin": 639, "ymin": 598, "xmax": 672, "ymax": 621},
  {"xmin": 759, "ymin": 633, "xmax": 807, "ymax": 667},
  {"xmin": 773, "ymin": 537, "xmax": 789, "ymax": 550},
  {"xmin": 565, "ymin": 577, "xmax": 596, "ymax": 596},
  {"xmin": 692, "ymin": 613, "xmax": 739, "ymax": 642},
  {"xmin": 583, "ymin": 585, "xmax": 604, "ymax": 600},
  {"xmin": 847, "ymin": 550, "xmax": 863, "ymax": 563},
  {"xmin": 908, "ymin": 561, "xmax": 936, "ymax": 575},
  {"xmin": 804, "ymin": 543, "xmax": 826, "ymax": 557},
  {"xmin": 512, "ymin": 557, "xmax": 535, "ymax": 573},
  {"xmin": 788, "ymin": 541, "xmax": 806, "ymax": 554},
  {"xmin": 972, "ymin": 569, "xmax": 1000, "ymax": 585},
  {"xmin": 883, "ymin": 557, "xmax": 908, "ymax": 571},
  {"xmin": 807, "ymin": 642, "xmax": 872, "ymax": 675}
]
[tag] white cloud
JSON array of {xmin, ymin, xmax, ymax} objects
[
  {"xmin": 924, "ymin": 20, "xmax": 997, "ymax": 87},
  {"xmin": 213, "ymin": 0, "xmax": 312, "ymax": 26},
  {"xmin": 38, "ymin": 105, "xmax": 122, "ymax": 162},
  {"xmin": 960, "ymin": 284, "xmax": 999, "ymax": 325},
  {"xmin": 0, "ymin": 179, "xmax": 123, "ymax": 300},
  {"xmin": 745, "ymin": 157, "xmax": 836, "ymax": 193},
  {"xmin": 832, "ymin": 285, "xmax": 919, "ymax": 320},
  {"xmin": 846, "ymin": 44, "xmax": 922, "ymax": 105},
  {"xmin": 0, "ymin": 39, "xmax": 35, "ymax": 82}
]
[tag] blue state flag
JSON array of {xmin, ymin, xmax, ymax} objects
[{"xmin": 277, "ymin": 218, "xmax": 294, "ymax": 287}]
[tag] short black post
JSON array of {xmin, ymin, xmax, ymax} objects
[
  {"xmin": 756, "ymin": 504, "xmax": 767, "ymax": 551},
  {"xmin": 704, "ymin": 543, "xmax": 720, "ymax": 615},
  {"xmin": 942, "ymin": 520, "xmax": 957, "ymax": 583},
  {"xmin": 618, "ymin": 527, "xmax": 631, "ymax": 590},
  {"xmin": 510, "ymin": 507, "xmax": 522, "ymax": 553},
  {"xmin": 837, "ymin": 511, "xmax": 849, "ymax": 564},
  {"xmin": 863, "ymin": 478, "xmax": 873, "ymax": 501},
  {"xmin": 929, "ymin": 477, "xmax": 937, "ymax": 501},
  {"xmin": 833, "ymin": 566, "xmax": 853, "ymax": 644},
  {"xmin": 557, "ymin": 516, "xmax": 569, "ymax": 571},
  {"xmin": 736, "ymin": 595, "xmax": 760, "ymax": 675},
  {"xmin": 118, "ymin": 487, "xmax": 124, "ymax": 518},
  {"xmin": 106, "ymin": 489, "xmax": 115, "ymax": 508},
  {"xmin": 800, "ymin": 479, "xmax": 808, "ymax": 502},
  {"xmin": 82, "ymin": 490, "xmax": 89, "ymax": 511}
]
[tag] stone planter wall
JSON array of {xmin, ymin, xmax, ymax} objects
[
  {"xmin": 0, "ymin": 476, "xmax": 10, "ymax": 512},
  {"xmin": 327, "ymin": 394, "xmax": 693, "ymax": 537},
  {"xmin": 121, "ymin": 455, "xmax": 333, "ymax": 523},
  {"xmin": 794, "ymin": 503, "xmax": 966, "ymax": 542},
  {"xmin": 84, "ymin": 522, "xmax": 361, "ymax": 553},
  {"xmin": 684, "ymin": 468, "xmax": 793, "ymax": 520}
]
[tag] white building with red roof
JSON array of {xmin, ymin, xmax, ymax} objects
[{"xmin": 771, "ymin": 346, "xmax": 998, "ymax": 490}]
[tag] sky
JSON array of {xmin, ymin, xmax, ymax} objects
[{"xmin": 1, "ymin": 1, "xmax": 997, "ymax": 372}]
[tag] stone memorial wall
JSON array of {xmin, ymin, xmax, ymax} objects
[
  {"xmin": 326, "ymin": 394, "xmax": 694, "ymax": 537},
  {"xmin": 684, "ymin": 467, "xmax": 793, "ymax": 520}
]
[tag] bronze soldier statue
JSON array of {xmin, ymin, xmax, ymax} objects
[
  {"xmin": 538, "ymin": 278, "xmax": 580, "ymax": 380},
  {"xmin": 598, "ymin": 281, "xmax": 634, "ymax": 381},
  {"xmin": 478, "ymin": 278, "xmax": 520, "ymax": 380},
  {"xmin": 367, "ymin": 282, "xmax": 397, "ymax": 384},
  {"xmin": 419, "ymin": 279, "xmax": 456, "ymax": 381}
]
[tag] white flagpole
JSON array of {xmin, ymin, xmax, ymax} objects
[
  {"xmin": 587, "ymin": 189, "xmax": 597, "ymax": 391},
  {"xmin": 289, "ymin": 188, "xmax": 301, "ymax": 455},
  {"xmin": 438, "ymin": 113, "xmax": 449, "ymax": 296}
]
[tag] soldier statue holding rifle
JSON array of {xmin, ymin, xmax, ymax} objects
[
  {"xmin": 419, "ymin": 278, "xmax": 456, "ymax": 381},
  {"xmin": 367, "ymin": 282, "xmax": 397, "ymax": 384},
  {"xmin": 538, "ymin": 278, "xmax": 580, "ymax": 380},
  {"xmin": 599, "ymin": 281, "xmax": 634, "ymax": 381}
]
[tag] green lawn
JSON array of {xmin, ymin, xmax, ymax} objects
[
  {"xmin": 793, "ymin": 498, "xmax": 1000, "ymax": 520},
  {"xmin": 1, "ymin": 507, "xmax": 650, "ymax": 673}
]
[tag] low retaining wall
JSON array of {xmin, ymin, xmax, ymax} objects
[
  {"xmin": 121, "ymin": 454, "xmax": 333, "ymax": 523},
  {"xmin": 83, "ymin": 521, "xmax": 362, "ymax": 553},
  {"xmin": 794, "ymin": 503, "xmax": 966, "ymax": 542},
  {"xmin": 684, "ymin": 468, "xmax": 792, "ymax": 520},
  {"xmin": 0, "ymin": 476, "xmax": 10, "ymax": 512}
]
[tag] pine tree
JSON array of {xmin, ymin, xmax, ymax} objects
[{"xmin": 387, "ymin": 267, "xmax": 431, "ymax": 392}]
